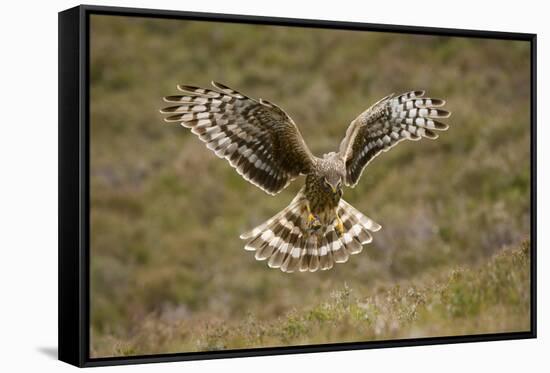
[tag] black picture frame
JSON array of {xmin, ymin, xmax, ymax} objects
[{"xmin": 58, "ymin": 4, "xmax": 537, "ymax": 368}]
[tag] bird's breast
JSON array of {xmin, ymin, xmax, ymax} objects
[{"xmin": 305, "ymin": 179, "xmax": 342, "ymax": 216}]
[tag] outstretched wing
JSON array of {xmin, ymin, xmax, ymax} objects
[
  {"xmin": 339, "ymin": 90, "xmax": 451, "ymax": 187},
  {"xmin": 161, "ymin": 82, "xmax": 315, "ymax": 195}
]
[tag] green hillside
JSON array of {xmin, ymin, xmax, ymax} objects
[{"xmin": 88, "ymin": 15, "xmax": 531, "ymax": 357}]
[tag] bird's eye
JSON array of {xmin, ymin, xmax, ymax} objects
[{"xmin": 323, "ymin": 178, "xmax": 330, "ymax": 188}]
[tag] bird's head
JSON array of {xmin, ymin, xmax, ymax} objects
[{"xmin": 322, "ymin": 172, "xmax": 343, "ymax": 196}]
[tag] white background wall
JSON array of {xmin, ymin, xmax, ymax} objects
[{"xmin": 0, "ymin": 0, "xmax": 546, "ymax": 371}]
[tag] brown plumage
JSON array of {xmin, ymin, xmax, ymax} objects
[{"xmin": 161, "ymin": 82, "xmax": 451, "ymax": 273}]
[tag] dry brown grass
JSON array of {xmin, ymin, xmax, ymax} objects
[{"xmin": 88, "ymin": 15, "xmax": 531, "ymax": 357}]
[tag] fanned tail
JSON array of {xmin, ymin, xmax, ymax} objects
[{"xmin": 240, "ymin": 194, "xmax": 381, "ymax": 273}]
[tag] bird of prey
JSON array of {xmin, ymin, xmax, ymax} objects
[{"xmin": 160, "ymin": 82, "xmax": 450, "ymax": 273}]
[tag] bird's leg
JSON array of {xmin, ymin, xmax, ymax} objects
[
  {"xmin": 306, "ymin": 203, "xmax": 321, "ymax": 230},
  {"xmin": 335, "ymin": 211, "xmax": 345, "ymax": 236}
]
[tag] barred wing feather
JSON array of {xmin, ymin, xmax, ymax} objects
[
  {"xmin": 339, "ymin": 90, "xmax": 451, "ymax": 187},
  {"xmin": 161, "ymin": 82, "xmax": 315, "ymax": 195}
]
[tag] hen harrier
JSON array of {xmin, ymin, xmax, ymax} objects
[{"xmin": 161, "ymin": 82, "xmax": 450, "ymax": 273}]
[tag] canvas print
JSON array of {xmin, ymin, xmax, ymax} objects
[{"xmin": 89, "ymin": 14, "xmax": 531, "ymax": 357}]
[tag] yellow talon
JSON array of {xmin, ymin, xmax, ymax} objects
[
  {"xmin": 308, "ymin": 213, "xmax": 321, "ymax": 230},
  {"xmin": 335, "ymin": 214, "xmax": 344, "ymax": 235},
  {"xmin": 306, "ymin": 204, "xmax": 321, "ymax": 230},
  {"xmin": 306, "ymin": 204, "xmax": 315, "ymax": 223}
]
